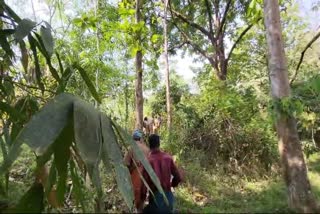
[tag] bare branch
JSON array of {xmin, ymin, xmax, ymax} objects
[
  {"xmin": 170, "ymin": 9, "xmax": 211, "ymax": 38},
  {"xmin": 226, "ymin": 17, "xmax": 261, "ymax": 64},
  {"xmin": 168, "ymin": 41, "xmax": 188, "ymax": 52},
  {"xmin": 180, "ymin": 31, "xmax": 210, "ymax": 60},
  {"xmin": 218, "ymin": 0, "xmax": 232, "ymax": 35},
  {"xmin": 290, "ymin": 30, "xmax": 320, "ymax": 85}
]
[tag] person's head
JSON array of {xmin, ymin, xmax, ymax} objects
[
  {"xmin": 132, "ymin": 129, "xmax": 143, "ymax": 141},
  {"xmin": 144, "ymin": 117, "xmax": 148, "ymax": 121},
  {"xmin": 148, "ymin": 134, "xmax": 160, "ymax": 150}
]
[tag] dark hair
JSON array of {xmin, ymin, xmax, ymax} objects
[{"xmin": 148, "ymin": 134, "xmax": 160, "ymax": 149}]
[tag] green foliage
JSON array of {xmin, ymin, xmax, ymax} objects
[
  {"xmin": 0, "ymin": 93, "xmax": 167, "ymax": 212},
  {"xmin": 161, "ymin": 77, "xmax": 277, "ymax": 176},
  {"xmin": 271, "ymin": 97, "xmax": 304, "ymax": 118}
]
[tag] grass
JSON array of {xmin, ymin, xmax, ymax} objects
[
  {"xmin": 1, "ymin": 144, "xmax": 319, "ymax": 213},
  {"xmin": 174, "ymin": 153, "xmax": 320, "ymax": 213},
  {"xmin": 0, "ymin": 145, "xmax": 35, "ymax": 205}
]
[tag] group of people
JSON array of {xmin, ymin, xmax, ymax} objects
[
  {"xmin": 143, "ymin": 115, "xmax": 162, "ymax": 135},
  {"xmin": 124, "ymin": 129, "xmax": 183, "ymax": 213}
]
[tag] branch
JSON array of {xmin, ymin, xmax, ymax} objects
[
  {"xmin": 218, "ymin": 0, "xmax": 232, "ymax": 35},
  {"xmin": 168, "ymin": 41, "xmax": 188, "ymax": 52},
  {"xmin": 290, "ymin": 30, "xmax": 320, "ymax": 85},
  {"xmin": 180, "ymin": 31, "xmax": 210, "ymax": 60},
  {"xmin": 1, "ymin": 76, "xmax": 55, "ymax": 94},
  {"xmin": 168, "ymin": 1, "xmax": 210, "ymax": 59},
  {"xmin": 170, "ymin": 9, "xmax": 211, "ymax": 38},
  {"xmin": 204, "ymin": 0, "xmax": 214, "ymax": 37},
  {"xmin": 226, "ymin": 17, "xmax": 261, "ymax": 64}
]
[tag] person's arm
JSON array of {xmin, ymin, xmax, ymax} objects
[{"xmin": 170, "ymin": 159, "xmax": 183, "ymax": 187}]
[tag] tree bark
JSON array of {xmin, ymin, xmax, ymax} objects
[
  {"xmin": 163, "ymin": 0, "xmax": 172, "ymax": 130},
  {"xmin": 135, "ymin": 0, "xmax": 144, "ymax": 130},
  {"xmin": 263, "ymin": 0, "xmax": 318, "ymax": 212}
]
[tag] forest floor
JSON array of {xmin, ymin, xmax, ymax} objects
[
  {"xmin": 174, "ymin": 153, "xmax": 320, "ymax": 213},
  {"xmin": 1, "ymin": 145, "xmax": 320, "ymax": 213}
]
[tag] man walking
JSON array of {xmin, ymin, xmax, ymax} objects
[{"xmin": 143, "ymin": 134, "xmax": 183, "ymax": 213}]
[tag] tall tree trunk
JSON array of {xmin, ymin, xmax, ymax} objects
[
  {"xmin": 94, "ymin": 0, "xmax": 100, "ymax": 108},
  {"xmin": 135, "ymin": 0, "xmax": 144, "ymax": 130},
  {"xmin": 163, "ymin": 0, "xmax": 172, "ymax": 130},
  {"xmin": 263, "ymin": 0, "xmax": 318, "ymax": 212},
  {"xmin": 213, "ymin": 0, "xmax": 227, "ymax": 80}
]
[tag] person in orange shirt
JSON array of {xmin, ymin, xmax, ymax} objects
[{"xmin": 124, "ymin": 130, "xmax": 150, "ymax": 213}]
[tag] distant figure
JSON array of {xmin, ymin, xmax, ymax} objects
[
  {"xmin": 123, "ymin": 130, "xmax": 150, "ymax": 213},
  {"xmin": 143, "ymin": 116, "xmax": 154, "ymax": 136},
  {"xmin": 153, "ymin": 115, "xmax": 162, "ymax": 134},
  {"xmin": 143, "ymin": 134, "xmax": 183, "ymax": 214}
]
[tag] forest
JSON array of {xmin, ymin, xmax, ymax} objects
[{"xmin": 0, "ymin": 0, "xmax": 320, "ymax": 213}]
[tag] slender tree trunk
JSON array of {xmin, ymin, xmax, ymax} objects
[
  {"xmin": 163, "ymin": 0, "xmax": 172, "ymax": 130},
  {"xmin": 135, "ymin": 0, "xmax": 144, "ymax": 130},
  {"xmin": 94, "ymin": 0, "xmax": 100, "ymax": 108},
  {"xmin": 263, "ymin": 0, "xmax": 318, "ymax": 212},
  {"xmin": 124, "ymin": 80, "xmax": 129, "ymax": 131}
]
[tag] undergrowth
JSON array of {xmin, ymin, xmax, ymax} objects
[{"xmin": 0, "ymin": 144, "xmax": 319, "ymax": 213}]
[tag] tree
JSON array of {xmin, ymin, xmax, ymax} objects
[
  {"xmin": 169, "ymin": 0, "xmax": 259, "ymax": 80},
  {"xmin": 134, "ymin": 0, "xmax": 144, "ymax": 130},
  {"xmin": 163, "ymin": 0, "xmax": 172, "ymax": 130},
  {"xmin": 263, "ymin": 0, "xmax": 318, "ymax": 212}
]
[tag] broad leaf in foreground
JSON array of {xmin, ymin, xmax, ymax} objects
[
  {"xmin": 73, "ymin": 99, "xmax": 103, "ymax": 207},
  {"xmin": 101, "ymin": 115, "xmax": 134, "ymax": 210},
  {"xmin": 14, "ymin": 18, "xmax": 36, "ymax": 41},
  {"xmin": 40, "ymin": 22, "xmax": 54, "ymax": 57}
]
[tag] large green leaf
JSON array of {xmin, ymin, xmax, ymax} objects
[
  {"xmin": 40, "ymin": 22, "xmax": 54, "ymax": 57},
  {"xmin": 15, "ymin": 18, "xmax": 36, "ymax": 41},
  {"xmin": 17, "ymin": 93, "xmax": 74, "ymax": 154},
  {"xmin": 73, "ymin": 99, "xmax": 101, "ymax": 171},
  {"xmin": 72, "ymin": 64, "xmax": 101, "ymax": 104},
  {"xmin": 18, "ymin": 94, "xmax": 71, "ymax": 153},
  {"xmin": 11, "ymin": 182, "xmax": 44, "ymax": 213},
  {"xmin": 19, "ymin": 40, "xmax": 28, "ymax": 73},
  {"xmin": 73, "ymin": 99, "xmax": 103, "ymax": 201},
  {"xmin": 28, "ymin": 35, "xmax": 45, "ymax": 93},
  {"xmin": 0, "ymin": 94, "xmax": 74, "ymax": 175},
  {"xmin": 100, "ymin": 115, "xmax": 134, "ymax": 210}
]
